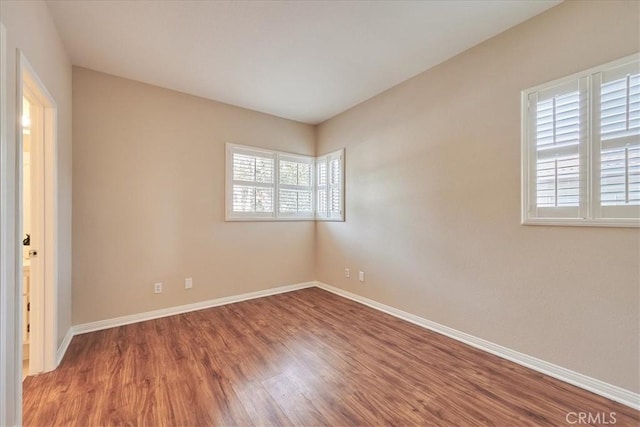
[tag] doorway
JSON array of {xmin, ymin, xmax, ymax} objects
[
  {"xmin": 18, "ymin": 52, "xmax": 58, "ymax": 377},
  {"xmin": 22, "ymin": 94, "xmax": 33, "ymax": 378}
]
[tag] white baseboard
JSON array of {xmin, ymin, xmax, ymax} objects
[
  {"xmin": 55, "ymin": 327, "xmax": 73, "ymax": 366},
  {"xmin": 72, "ymin": 281, "xmax": 316, "ymax": 336},
  {"xmin": 55, "ymin": 280, "xmax": 639, "ymax": 410},
  {"xmin": 315, "ymin": 281, "xmax": 640, "ymax": 410}
]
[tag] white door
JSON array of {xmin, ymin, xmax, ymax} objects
[{"xmin": 22, "ymin": 88, "xmax": 45, "ymax": 375}]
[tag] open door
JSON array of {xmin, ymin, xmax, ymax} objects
[{"xmin": 18, "ymin": 52, "xmax": 58, "ymax": 377}]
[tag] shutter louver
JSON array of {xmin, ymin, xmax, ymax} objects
[
  {"xmin": 522, "ymin": 54, "xmax": 639, "ymax": 226},
  {"xmin": 535, "ymin": 92, "xmax": 581, "ymax": 150},
  {"xmin": 536, "ymin": 155, "xmax": 580, "ymax": 207},
  {"xmin": 599, "ymin": 70, "xmax": 640, "ymax": 208},
  {"xmin": 532, "ymin": 81, "xmax": 584, "ymax": 213},
  {"xmin": 315, "ymin": 150, "xmax": 344, "ymax": 220},
  {"xmin": 600, "ymin": 146, "xmax": 640, "ymax": 206},
  {"xmin": 601, "ymin": 74, "xmax": 640, "ymax": 141},
  {"xmin": 317, "ymin": 189, "xmax": 327, "ymax": 214},
  {"xmin": 278, "ymin": 156, "xmax": 313, "ymax": 217},
  {"xmin": 316, "ymin": 159, "xmax": 328, "ymax": 216},
  {"xmin": 230, "ymin": 149, "xmax": 275, "ymax": 217},
  {"xmin": 226, "ymin": 143, "xmax": 345, "ymax": 221},
  {"xmin": 329, "ymin": 157, "xmax": 341, "ymax": 214}
]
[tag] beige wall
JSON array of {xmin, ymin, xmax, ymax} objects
[
  {"xmin": 316, "ymin": 0, "xmax": 640, "ymax": 393},
  {"xmin": 0, "ymin": 1, "xmax": 72, "ymax": 423},
  {"xmin": 72, "ymin": 67, "xmax": 315, "ymax": 324}
]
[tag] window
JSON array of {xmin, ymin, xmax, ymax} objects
[
  {"xmin": 315, "ymin": 150, "xmax": 344, "ymax": 221},
  {"xmin": 278, "ymin": 154, "xmax": 313, "ymax": 218},
  {"xmin": 228, "ymin": 145, "xmax": 276, "ymax": 219},
  {"xmin": 226, "ymin": 143, "xmax": 344, "ymax": 221},
  {"xmin": 522, "ymin": 54, "xmax": 639, "ymax": 227}
]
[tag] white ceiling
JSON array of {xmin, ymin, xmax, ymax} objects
[{"xmin": 46, "ymin": 0, "xmax": 560, "ymax": 124}]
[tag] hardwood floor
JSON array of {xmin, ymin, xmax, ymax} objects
[{"xmin": 23, "ymin": 287, "xmax": 639, "ymax": 426}]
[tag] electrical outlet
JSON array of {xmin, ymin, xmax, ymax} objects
[
  {"xmin": 359, "ymin": 271, "xmax": 365, "ymax": 282},
  {"xmin": 345, "ymin": 268, "xmax": 350, "ymax": 278},
  {"xmin": 154, "ymin": 282, "xmax": 162, "ymax": 294},
  {"xmin": 185, "ymin": 277, "xmax": 193, "ymax": 289}
]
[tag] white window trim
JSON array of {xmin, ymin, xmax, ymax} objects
[
  {"xmin": 521, "ymin": 53, "xmax": 640, "ymax": 228},
  {"xmin": 225, "ymin": 143, "xmax": 345, "ymax": 222}
]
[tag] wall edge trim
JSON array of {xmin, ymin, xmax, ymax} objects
[
  {"xmin": 55, "ymin": 327, "xmax": 73, "ymax": 367},
  {"xmin": 69, "ymin": 281, "xmax": 315, "ymax": 336},
  {"xmin": 58, "ymin": 280, "xmax": 639, "ymax": 410}
]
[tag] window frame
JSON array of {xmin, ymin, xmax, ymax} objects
[
  {"xmin": 521, "ymin": 53, "xmax": 640, "ymax": 228},
  {"xmin": 225, "ymin": 143, "xmax": 345, "ymax": 222}
]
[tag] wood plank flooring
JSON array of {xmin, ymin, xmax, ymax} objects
[{"xmin": 23, "ymin": 287, "xmax": 639, "ymax": 426}]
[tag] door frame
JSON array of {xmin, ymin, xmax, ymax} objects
[
  {"xmin": 0, "ymin": 21, "xmax": 19, "ymax": 427},
  {"xmin": 17, "ymin": 51, "xmax": 58, "ymax": 375}
]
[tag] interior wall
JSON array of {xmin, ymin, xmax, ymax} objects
[
  {"xmin": 1, "ymin": 0, "xmax": 72, "ymax": 350},
  {"xmin": 72, "ymin": 67, "xmax": 316, "ymax": 324},
  {"xmin": 316, "ymin": 0, "xmax": 640, "ymax": 393},
  {"xmin": 0, "ymin": 1, "xmax": 72, "ymax": 424}
]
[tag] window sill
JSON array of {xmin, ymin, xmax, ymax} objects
[
  {"xmin": 522, "ymin": 218, "xmax": 640, "ymax": 228},
  {"xmin": 225, "ymin": 216, "xmax": 346, "ymax": 222},
  {"xmin": 225, "ymin": 216, "xmax": 315, "ymax": 222}
]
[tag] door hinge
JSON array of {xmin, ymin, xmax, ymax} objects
[
  {"xmin": 27, "ymin": 324, "xmax": 30, "ymax": 333},
  {"xmin": 27, "ymin": 302, "xmax": 30, "ymax": 312}
]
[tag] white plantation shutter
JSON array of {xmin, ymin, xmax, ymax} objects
[
  {"xmin": 315, "ymin": 149, "xmax": 344, "ymax": 221},
  {"xmin": 328, "ymin": 152, "xmax": 343, "ymax": 218},
  {"xmin": 599, "ymin": 146, "xmax": 640, "ymax": 206},
  {"xmin": 226, "ymin": 143, "xmax": 345, "ymax": 221},
  {"xmin": 526, "ymin": 78, "xmax": 587, "ymax": 219},
  {"xmin": 227, "ymin": 145, "xmax": 275, "ymax": 219},
  {"xmin": 592, "ymin": 61, "xmax": 640, "ymax": 219},
  {"xmin": 522, "ymin": 54, "xmax": 640, "ymax": 226},
  {"xmin": 316, "ymin": 160, "xmax": 328, "ymax": 216},
  {"xmin": 279, "ymin": 154, "xmax": 313, "ymax": 218}
]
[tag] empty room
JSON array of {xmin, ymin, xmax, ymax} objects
[{"xmin": 0, "ymin": 0, "xmax": 639, "ymax": 425}]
